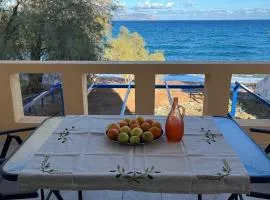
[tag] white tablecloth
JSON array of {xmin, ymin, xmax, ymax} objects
[{"xmin": 14, "ymin": 116, "xmax": 250, "ymax": 194}]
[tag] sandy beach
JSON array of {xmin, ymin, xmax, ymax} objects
[{"xmin": 24, "ymin": 76, "xmax": 270, "ymax": 120}]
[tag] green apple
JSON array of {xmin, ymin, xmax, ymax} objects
[
  {"xmin": 142, "ymin": 131, "xmax": 154, "ymax": 142},
  {"xmin": 119, "ymin": 126, "xmax": 131, "ymax": 134},
  {"xmin": 130, "ymin": 127, "xmax": 143, "ymax": 137},
  {"xmin": 130, "ymin": 136, "xmax": 141, "ymax": 145},
  {"xmin": 137, "ymin": 116, "xmax": 145, "ymax": 124},
  {"xmin": 123, "ymin": 118, "xmax": 131, "ymax": 124},
  {"xmin": 117, "ymin": 132, "xmax": 129, "ymax": 143}
]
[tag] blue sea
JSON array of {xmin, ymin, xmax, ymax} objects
[
  {"xmin": 113, "ymin": 20, "xmax": 270, "ymax": 61},
  {"xmin": 112, "ymin": 20, "xmax": 270, "ymax": 83}
]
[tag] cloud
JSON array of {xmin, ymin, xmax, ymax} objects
[
  {"xmin": 161, "ymin": 7, "xmax": 270, "ymax": 19},
  {"xmin": 135, "ymin": 1, "xmax": 175, "ymax": 10},
  {"xmin": 114, "ymin": 12, "xmax": 158, "ymax": 20},
  {"xmin": 118, "ymin": 0, "xmax": 270, "ymax": 20},
  {"xmin": 166, "ymin": 2, "xmax": 174, "ymax": 8},
  {"xmin": 240, "ymin": 8, "xmax": 270, "ymax": 14},
  {"xmin": 166, "ymin": 8, "xmax": 270, "ymax": 15},
  {"xmin": 182, "ymin": 0, "xmax": 195, "ymax": 7}
]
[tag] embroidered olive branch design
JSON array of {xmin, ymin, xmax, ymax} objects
[
  {"xmin": 57, "ymin": 126, "xmax": 75, "ymax": 143},
  {"xmin": 109, "ymin": 165, "xmax": 161, "ymax": 184},
  {"xmin": 217, "ymin": 159, "xmax": 231, "ymax": 178},
  {"xmin": 197, "ymin": 159, "xmax": 231, "ymax": 181},
  {"xmin": 40, "ymin": 155, "xmax": 57, "ymax": 174},
  {"xmin": 200, "ymin": 128, "xmax": 216, "ymax": 144}
]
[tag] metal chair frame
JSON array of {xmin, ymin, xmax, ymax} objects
[
  {"xmin": 227, "ymin": 128, "xmax": 270, "ymax": 200},
  {"xmin": 0, "ymin": 127, "xmax": 38, "ymax": 200}
]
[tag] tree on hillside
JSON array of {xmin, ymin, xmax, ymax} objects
[
  {"xmin": 104, "ymin": 26, "xmax": 165, "ymax": 82},
  {"xmin": 105, "ymin": 26, "xmax": 165, "ymax": 61},
  {"xmin": 0, "ymin": 0, "xmax": 116, "ymax": 92}
]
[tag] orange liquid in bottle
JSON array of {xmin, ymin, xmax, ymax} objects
[
  {"xmin": 165, "ymin": 98, "xmax": 185, "ymax": 142},
  {"xmin": 166, "ymin": 116, "xmax": 184, "ymax": 142}
]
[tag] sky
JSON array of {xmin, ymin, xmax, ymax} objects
[{"xmin": 114, "ymin": 0, "xmax": 270, "ymax": 20}]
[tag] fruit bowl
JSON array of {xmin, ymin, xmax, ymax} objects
[
  {"xmin": 105, "ymin": 117, "xmax": 164, "ymax": 145},
  {"xmin": 106, "ymin": 130, "xmax": 163, "ymax": 146}
]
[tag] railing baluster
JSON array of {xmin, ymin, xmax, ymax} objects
[
  {"xmin": 135, "ymin": 72, "xmax": 155, "ymax": 115},
  {"xmin": 62, "ymin": 72, "xmax": 88, "ymax": 115},
  {"xmin": 0, "ymin": 73, "xmax": 24, "ymax": 130},
  {"xmin": 203, "ymin": 73, "xmax": 232, "ymax": 116}
]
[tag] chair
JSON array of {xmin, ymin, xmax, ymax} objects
[
  {"xmin": 246, "ymin": 128, "xmax": 270, "ymax": 200},
  {"xmin": 0, "ymin": 126, "xmax": 66, "ymax": 200},
  {"xmin": 225, "ymin": 127, "xmax": 270, "ymax": 200},
  {"xmin": 249, "ymin": 128, "xmax": 270, "ymax": 154},
  {"xmin": 0, "ymin": 127, "xmax": 39, "ymax": 200}
]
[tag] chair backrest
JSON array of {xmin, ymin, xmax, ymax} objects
[
  {"xmin": 249, "ymin": 183, "xmax": 270, "ymax": 199},
  {"xmin": 0, "ymin": 135, "xmax": 22, "ymax": 160},
  {"xmin": 248, "ymin": 128, "xmax": 270, "ymax": 199},
  {"xmin": 0, "ymin": 127, "xmax": 36, "ymax": 161},
  {"xmin": 265, "ymin": 144, "xmax": 270, "ymax": 154},
  {"xmin": 249, "ymin": 128, "xmax": 270, "ymax": 154},
  {"xmin": 0, "ymin": 127, "xmax": 38, "ymax": 199}
]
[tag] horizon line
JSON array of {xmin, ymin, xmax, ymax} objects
[{"xmin": 113, "ymin": 19, "xmax": 270, "ymax": 22}]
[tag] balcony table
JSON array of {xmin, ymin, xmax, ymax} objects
[{"xmin": 1, "ymin": 115, "xmax": 270, "ymax": 199}]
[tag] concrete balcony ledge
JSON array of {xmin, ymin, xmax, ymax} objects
[{"xmin": 0, "ymin": 62, "xmax": 269, "ymax": 131}]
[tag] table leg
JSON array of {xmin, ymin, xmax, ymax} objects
[
  {"xmin": 40, "ymin": 189, "xmax": 45, "ymax": 200},
  {"xmin": 78, "ymin": 191, "xmax": 83, "ymax": 200},
  {"xmin": 52, "ymin": 190, "xmax": 64, "ymax": 200},
  {"xmin": 198, "ymin": 194, "xmax": 202, "ymax": 200},
  {"xmin": 45, "ymin": 191, "xmax": 53, "ymax": 200},
  {"xmin": 228, "ymin": 194, "xmax": 238, "ymax": 200},
  {"xmin": 239, "ymin": 194, "xmax": 244, "ymax": 200}
]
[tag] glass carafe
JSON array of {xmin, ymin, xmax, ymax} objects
[{"xmin": 165, "ymin": 97, "xmax": 185, "ymax": 142}]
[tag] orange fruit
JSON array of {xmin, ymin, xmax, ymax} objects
[
  {"xmin": 118, "ymin": 120, "xmax": 128, "ymax": 127},
  {"xmin": 129, "ymin": 119, "xmax": 139, "ymax": 126},
  {"xmin": 141, "ymin": 122, "xmax": 151, "ymax": 132},
  {"xmin": 145, "ymin": 119, "xmax": 154, "ymax": 125},
  {"xmin": 107, "ymin": 129, "xmax": 119, "ymax": 140},
  {"xmin": 107, "ymin": 123, "xmax": 120, "ymax": 131},
  {"xmin": 149, "ymin": 127, "xmax": 162, "ymax": 138},
  {"xmin": 152, "ymin": 121, "xmax": 162, "ymax": 129},
  {"xmin": 130, "ymin": 124, "xmax": 140, "ymax": 130}
]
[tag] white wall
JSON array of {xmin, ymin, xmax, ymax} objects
[{"xmin": 255, "ymin": 75, "xmax": 270, "ymax": 101}]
